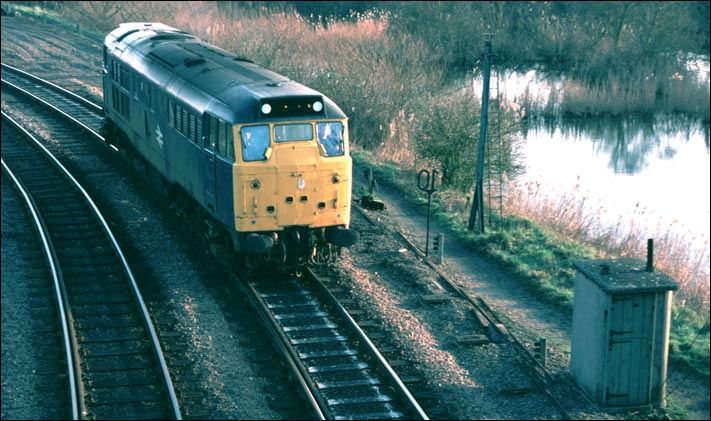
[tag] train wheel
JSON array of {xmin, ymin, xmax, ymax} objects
[{"xmin": 272, "ymin": 240, "xmax": 287, "ymax": 267}]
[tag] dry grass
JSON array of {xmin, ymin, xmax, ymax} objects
[{"xmin": 504, "ymin": 179, "xmax": 710, "ymax": 317}]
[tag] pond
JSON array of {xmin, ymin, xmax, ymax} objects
[
  {"xmin": 472, "ymin": 68, "xmax": 710, "ymax": 260},
  {"xmin": 518, "ymin": 114, "xmax": 709, "ymax": 254}
]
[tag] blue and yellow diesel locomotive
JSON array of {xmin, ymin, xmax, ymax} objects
[{"xmin": 102, "ymin": 22, "xmax": 359, "ymax": 272}]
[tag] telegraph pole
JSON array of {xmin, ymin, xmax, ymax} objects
[{"xmin": 468, "ymin": 34, "xmax": 492, "ymax": 233}]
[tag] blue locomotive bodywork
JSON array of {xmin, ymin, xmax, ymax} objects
[{"xmin": 102, "ymin": 22, "xmax": 357, "ymax": 269}]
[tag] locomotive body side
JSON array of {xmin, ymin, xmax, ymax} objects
[{"xmin": 102, "ymin": 22, "xmax": 358, "ymax": 270}]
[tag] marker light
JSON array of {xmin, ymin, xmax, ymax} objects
[{"xmin": 261, "ymin": 103, "xmax": 272, "ymax": 115}]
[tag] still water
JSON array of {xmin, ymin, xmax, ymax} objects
[
  {"xmin": 516, "ymin": 115, "xmax": 710, "ymax": 253},
  {"xmin": 474, "ymin": 69, "xmax": 711, "ymax": 257}
]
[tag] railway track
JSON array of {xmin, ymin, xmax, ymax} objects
[
  {"xmin": 1, "ymin": 62, "xmax": 105, "ymax": 135},
  {"xmin": 1, "ymin": 112, "xmax": 181, "ymax": 419},
  {"xmin": 241, "ymin": 269, "xmax": 428, "ymax": 420},
  {"xmin": 1, "ymin": 171, "xmax": 73, "ymax": 419}
]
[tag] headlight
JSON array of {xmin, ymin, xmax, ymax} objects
[
  {"xmin": 261, "ymin": 103, "xmax": 271, "ymax": 115},
  {"xmin": 313, "ymin": 101, "xmax": 323, "ymax": 112}
]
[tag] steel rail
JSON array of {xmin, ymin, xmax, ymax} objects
[
  {"xmin": 1, "ymin": 62, "xmax": 103, "ymax": 111},
  {"xmin": 240, "ymin": 269, "xmax": 428, "ymax": 420},
  {"xmin": 307, "ymin": 268, "xmax": 430, "ymax": 420},
  {"xmin": 1, "ymin": 110, "xmax": 182, "ymax": 420},
  {"xmin": 1, "ymin": 158, "xmax": 80, "ymax": 420}
]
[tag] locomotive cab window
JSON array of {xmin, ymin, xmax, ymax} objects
[
  {"xmin": 217, "ymin": 120, "xmax": 234, "ymax": 159},
  {"xmin": 317, "ymin": 122, "xmax": 344, "ymax": 156},
  {"xmin": 274, "ymin": 123, "xmax": 313, "ymax": 142},
  {"xmin": 208, "ymin": 116, "xmax": 235, "ymax": 160},
  {"xmin": 241, "ymin": 125, "xmax": 270, "ymax": 162}
]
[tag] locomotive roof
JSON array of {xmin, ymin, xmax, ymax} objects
[{"xmin": 105, "ymin": 22, "xmax": 346, "ymax": 122}]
